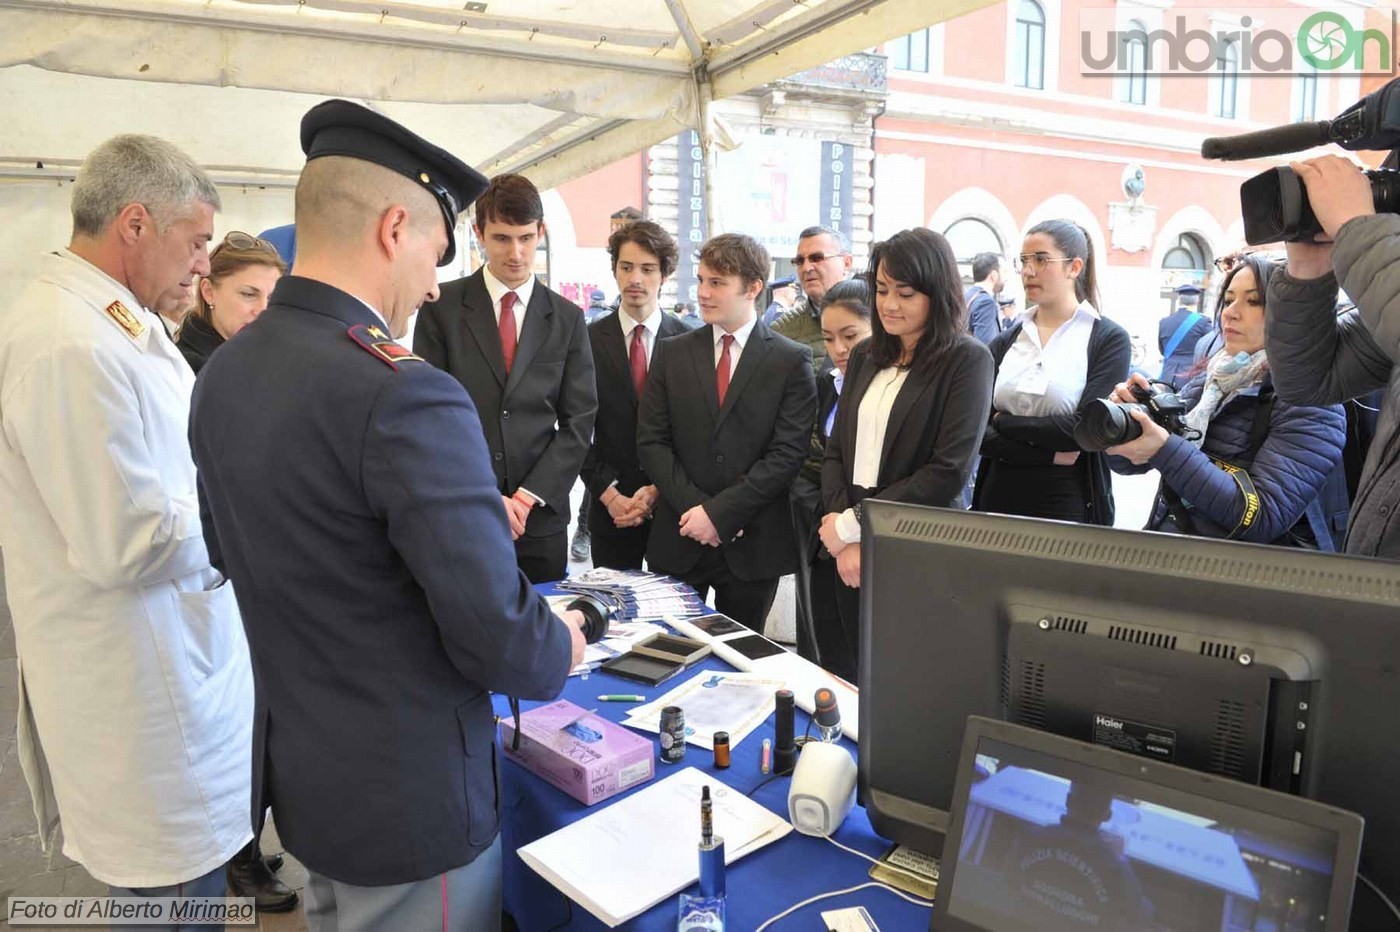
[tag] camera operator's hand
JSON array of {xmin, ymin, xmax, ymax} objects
[
  {"xmin": 1283, "ymin": 240, "xmax": 1334, "ymax": 281},
  {"xmin": 1109, "ymin": 373, "xmax": 1153, "ymax": 404},
  {"xmin": 1291, "ymin": 155, "xmax": 1375, "ymax": 239},
  {"xmin": 1105, "ymin": 409, "xmax": 1171, "ymax": 465}
]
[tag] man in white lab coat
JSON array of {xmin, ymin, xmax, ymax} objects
[{"xmin": 0, "ymin": 135, "xmax": 253, "ymax": 914}]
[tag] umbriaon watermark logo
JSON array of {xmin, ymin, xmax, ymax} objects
[{"xmin": 1080, "ymin": 9, "xmax": 1397, "ymax": 76}]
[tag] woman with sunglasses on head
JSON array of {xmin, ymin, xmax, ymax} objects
[
  {"xmin": 177, "ymin": 232, "xmax": 287, "ymax": 373},
  {"xmin": 1106, "ymin": 255, "xmax": 1347, "ymax": 549},
  {"xmin": 818, "ymin": 229, "xmax": 994, "ymax": 681},
  {"xmin": 178, "ymin": 230, "xmax": 297, "ymax": 912},
  {"xmin": 973, "ymin": 220, "xmax": 1130, "ymax": 525}
]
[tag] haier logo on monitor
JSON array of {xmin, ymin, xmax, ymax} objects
[{"xmin": 1095, "ymin": 715, "xmax": 1125, "ymax": 731}]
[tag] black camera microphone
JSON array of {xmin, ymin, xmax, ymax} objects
[
  {"xmin": 814, "ymin": 687, "xmax": 842, "ymax": 743},
  {"xmin": 1201, "ymin": 121, "xmax": 1332, "ymax": 162},
  {"xmin": 774, "ymin": 689, "xmax": 797, "ymax": 775}
]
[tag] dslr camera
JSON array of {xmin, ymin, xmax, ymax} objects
[
  {"xmin": 1203, "ymin": 77, "xmax": 1400, "ymax": 244},
  {"xmin": 1074, "ymin": 382, "xmax": 1188, "ymax": 452}
]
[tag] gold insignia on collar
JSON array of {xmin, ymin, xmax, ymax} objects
[
  {"xmin": 104, "ymin": 301, "xmax": 145, "ymax": 338},
  {"xmin": 368, "ymin": 325, "xmax": 388, "ymax": 340}
]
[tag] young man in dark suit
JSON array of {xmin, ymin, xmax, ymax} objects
[
  {"xmin": 415, "ymin": 174, "xmax": 597, "ymax": 583},
  {"xmin": 581, "ymin": 221, "xmax": 689, "ymax": 570},
  {"xmin": 637, "ymin": 233, "xmax": 818, "ymax": 631}
]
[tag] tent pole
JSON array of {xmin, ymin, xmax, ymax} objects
[{"xmin": 700, "ymin": 78, "xmax": 722, "ymax": 239}]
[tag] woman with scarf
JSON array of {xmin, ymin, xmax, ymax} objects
[{"xmin": 1107, "ymin": 255, "xmax": 1347, "ymax": 549}]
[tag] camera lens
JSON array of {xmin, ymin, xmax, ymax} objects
[
  {"xmin": 1073, "ymin": 400, "xmax": 1145, "ymax": 452},
  {"xmin": 1368, "ymin": 168, "xmax": 1400, "ymax": 215}
]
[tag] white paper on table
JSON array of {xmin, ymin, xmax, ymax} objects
[
  {"xmin": 517, "ymin": 767, "xmax": 792, "ymax": 928},
  {"xmin": 666, "ymin": 614, "xmax": 862, "ymax": 741},
  {"xmin": 621, "ymin": 671, "xmax": 785, "ymax": 750}
]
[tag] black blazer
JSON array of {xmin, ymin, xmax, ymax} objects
[
  {"xmin": 191, "ymin": 276, "xmax": 572, "ymax": 886},
  {"xmin": 414, "ymin": 269, "xmax": 597, "ymax": 537},
  {"xmin": 637, "ymin": 320, "xmax": 818, "ymax": 580},
  {"xmin": 974, "ymin": 316, "xmax": 1131, "ymax": 525},
  {"xmin": 580, "ymin": 309, "xmax": 688, "ymax": 539},
  {"xmin": 821, "ymin": 336, "xmax": 994, "ymax": 514}
]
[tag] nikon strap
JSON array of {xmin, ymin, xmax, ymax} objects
[{"xmin": 1158, "ymin": 386, "xmax": 1274, "ymax": 540}]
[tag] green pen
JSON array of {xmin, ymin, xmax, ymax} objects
[{"xmin": 597, "ymin": 694, "xmax": 646, "ymax": 702}]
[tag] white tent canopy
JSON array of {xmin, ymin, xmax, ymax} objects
[{"xmin": 0, "ymin": 0, "xmax": 989, "ymax": 188}]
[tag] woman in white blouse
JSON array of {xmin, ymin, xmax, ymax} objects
[
  {"xmin": 818, "ymin": 229, "xmax": 995, "ymax": 681},
  {"xmin": 973, "ymin": 220, "xmax": 1130, "ymax": 524}
]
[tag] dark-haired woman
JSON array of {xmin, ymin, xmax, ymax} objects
[
  {"xmin": 1107, "ymin": 255, "xmax": 1346, "ymax": 548},
  {"xmin": 973, "ymin": 220, "xmax": 1130, "ymax": 525},
  {"xmin": 819, "ymin": 229, "xmax": 994, "ymax": 681}
]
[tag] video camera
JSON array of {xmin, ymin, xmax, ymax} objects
[
  {"xmin": 1202, "ymin": 77, "xmax": 1400, "ymax": 244},
  {"xmin": 1074, "ymin": 382, "xmax": 1189, "ymax": 452}
]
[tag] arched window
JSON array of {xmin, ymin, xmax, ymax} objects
[
  {"xmin": 1014, "ymin": 0, "xmax": 1046, "ymax": 90},
  {"xmin": 1215, "ymin": 40, "xmax": 1239, "ymax": 119},
  {"xmin": 1120, "ymin": 20, "xmax": 1148, "ymax": 105},
  {"xmin": 1161, "ymin": 233, "xmax": 1209, "ymax": 291},
  {"xmin": 944, "ymin": 218, "xmax": 1003, "ymax": 281}
]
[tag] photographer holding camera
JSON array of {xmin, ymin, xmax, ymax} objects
[
  {"xmin": 1101, "ymin": 254, "xmax": 1346, "ymax": 547},
  {"xmin": 1266, "ymin": 154, "xmax": 1400, "ymax": 559}
]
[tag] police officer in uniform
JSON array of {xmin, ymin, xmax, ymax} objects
[{"xmin": 190, "ymin": 100, "xmax": 585, "ymax": 931}]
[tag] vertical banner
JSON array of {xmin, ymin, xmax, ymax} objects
[
  {"xmin": 674, "ymin": 130, "xmax": 708, "ymax": 307},
  {"xmin": 820, "ymin": 141, "xmax": 855, "ymax": 244}
]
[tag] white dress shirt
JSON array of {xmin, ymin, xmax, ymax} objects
[
  {"xmin": 836, "ymin": 365, "xmax": 910, "ymax": 543},
  {"xmin": 620, "ymin": 306, "xmax": 662, "ymax": 365},
  {"xmin": 482, "ymin": 264, "xmax": 536, "ymax": 337},
  {"xmin": 824, "ymin": 367, "xmax": 844, "ymax": 438},
  {"xmin": 993, "ymin": 301, "xmax": 1100, "ymax": 417},
  {"xmin": 713, "ymin": 315, "xmax": 758, "ymax": 382}
]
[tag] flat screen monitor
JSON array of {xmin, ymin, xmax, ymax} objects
[
  {"xmin": 859, "ymin": 501, "xmax": 1400, "ymax": 914},
  {"xmin": 932, "ymin": 717, "xmax": 1364, "ymax": 932}
]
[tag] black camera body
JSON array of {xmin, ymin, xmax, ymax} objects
[
  {"xmin": 1074, "ymin": 383, "xmax": 1189, "ymax": 453},
  {"xmin": 1241, "ymin": 166, "xmax": 1400, "ymax": 245},
  {"xmin": 1204, "ymin": 77, "xmax": 1400, "ymax": 244}
]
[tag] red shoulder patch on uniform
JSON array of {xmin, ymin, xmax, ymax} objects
[{"xmin": 347, "ymin": 324, "xmax": 424, "ymax": 371}]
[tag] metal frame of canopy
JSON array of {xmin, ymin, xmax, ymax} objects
[{"xmin": 0, "ymin": 0, "xmax": 994, "ymax": 233}]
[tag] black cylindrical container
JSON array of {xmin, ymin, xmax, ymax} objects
[{"xmin": 660, "ymin": 705, "xmax": 686, "ymax": 764}]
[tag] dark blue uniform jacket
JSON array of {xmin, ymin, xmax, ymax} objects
[{"xmin": 190, "ymin": 276, "xmax": 571, "ymax": 886}]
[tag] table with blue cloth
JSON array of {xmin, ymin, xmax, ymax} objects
[{"xmin": 492, "ymin": 590, "xmax": 933, "ymax": 931}]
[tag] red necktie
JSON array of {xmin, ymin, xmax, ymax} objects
[
  {"xmin": 499, "ymin": 291, "xmax": 518, "ymax": 373},
  {"xmin": 629, "ymin": 324, "xmax": 648, "ymax": 397},
  {"xmin": 717, "ymin": 333, "xmax": 734, "ymax": 406}
]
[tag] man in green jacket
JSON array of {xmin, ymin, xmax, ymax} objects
[{"xmin": 774, "ymin": 225, "xmax": 853, "ymax": 370}]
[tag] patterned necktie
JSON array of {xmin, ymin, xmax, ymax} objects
[
  {"xmin": 499, "ymin": 291, "xmax": 518, "ymax": 373},
  {"xmin": 717, "ymin": 334, "xmax": 734, "ymax": 406},
  {"xmin": 629, "ymin": 324, "xmax": 648, "ymax": 397}
]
